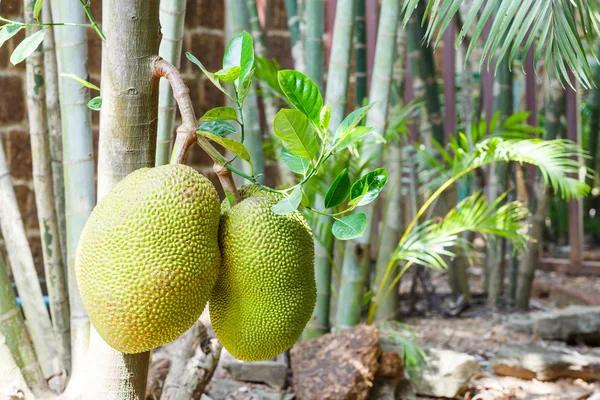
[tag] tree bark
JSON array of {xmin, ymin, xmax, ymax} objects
[
  {"xmin": 23, "ymin": 0, "xmax": 71, "ymax": 377},
  {"xmin": 83, "ymin": 0, "xmax": 161, "ymax": 398}
]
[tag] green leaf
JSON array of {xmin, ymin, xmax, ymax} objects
[
  {"xmin": 335, "ymin": 126, "xmax": 375, "ymax": 152},
  {"xmin": 200, "ymin": 106, "xmax": 238, "ymax": 122},
  {"xmin": 350, "ymin": 168, "xmax": 388, "ymax": 207},
  {"xmin": 237, "ymin": 69, "xmax": 254, "ymax": 104},
  {"xmin": 33, "ymin": 0, "xmax": 44, "ymax": 22},
  {"xmin": 332, "ymin": 213, "xmax": 367, "ymax": 240},
  {"xmin": 198, "ymin": 120, "xmax": 237, "ymax": 137},
  {"xmin": 214, "ymin": 66, "xmax": 241, "ymax": 82},
  {"xmin": 60, "ymin": 73, "xmax": 101, "ymax": 91},
  {"xmin": 272, "ymin": 185, "xmax": 302, "ymax": 215},
  {"xmin": 274, "ymin": 109, "xmax": 319, "ymax": 159},
  {"xmin": 198, "ymin": 131, "xmax": 251, "ymax": 164},
  {"xmin": 223, "ymin": 31, "xmax": 254, "ymax": 87},
  {"xmin": 334, "ymin": 103, "xmax": 375, "ymax": 144},
  {"xmin": 226, "ymin": 191, "xmax": 235, "ymax": 207},
  {"xmin": 87, "ymin": 96, "xmax": 102, "ymax": 110},
  {"xmin": 0, "ymin": 25, "xmax": 22, "ymax": 48},
  {"xmin": 10, "ymin": 29, "xmax": 46, "ymax": 65},
  {"xmin": 324, "ymin": 169, "xmax": 351, "ymax": 209},
  {"xmin": 277, "ymin": 70, "xmax": 323, "ymax": 123},
  {"xmin": 320, "ymin": 104, "xmax": 331, "ymax": 131},
  {"xmin": 281, "ymin": 147, "xmax": 310, "ymax": 175},
  {"xmin": 186, "ymin": 52, "xmax": 233, "ymax": 101}
]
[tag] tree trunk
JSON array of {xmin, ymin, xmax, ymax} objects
[
  {"xmin": 42, "ymin": 0, "xmax": 67, "ymax": 271},
  {"xmin": 83, "ymin": 1, "xmax": 160, "ymax": 397},
  {"xmin": 372, "ymin": 26, "xmax": 405, "ymax": 322},
  {"xmin": 485, "ymin": 60, "xmax": 513, "ymax": 307},
  {"xmin": 156, "ymin": 0, "xmax": 187, "ymax": 166},
  {"xmin": 0, "ymin": 333, "xmax": 37, "ymax": 400},
  {"xmin": 354, "ymin": 0, "xmax": 366, "ymax": 108},
  {"xmin": 23, "ymin": 0, "xmax": 71, "ymax": 377},
  {"xmin": 51, "ymin": 0, "xmax": 96, "ymax": 395},
  {"xmin": 284, "ymin": 0, "xmax": 306, "ymax": 72},
  {"xmin": 516, "ymin": 78, "xmax": 565, "ymax": 310},
  {"xmin": 0, "ymin": 137, "xmax": 58, "ymax": 384},
  {"xmin": 0, "ymin": 252, "xmax": 49, "ymax": 397},
  {"xmin": 336, "ymin": 0, "xmax": 399, "ymax": 329}
]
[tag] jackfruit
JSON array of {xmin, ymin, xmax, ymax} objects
[
  {"xmin": 75, "ymin": 164, "xmax": 221, "ymax": 354},
  {"xmin": 210, "ymin": 185, "xmax": 316, "ymax": 361}
]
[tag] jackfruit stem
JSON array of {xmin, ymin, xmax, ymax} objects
[{"xmin": 214, "ymin": 164, "xmax": 241, "ymax": 204}]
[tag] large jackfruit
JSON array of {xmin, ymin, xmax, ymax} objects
[
  {"xmin": 75, "ymin": 164, "xmax": 221, "ymax": 354},
  {"xmin": 210, "ymin": 185, "xmax": 316, "ymax": 361}
]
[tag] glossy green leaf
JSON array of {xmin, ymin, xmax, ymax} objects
[
  {"xmin": 333, "ymin": 213, "xmax": 367, "ymax": 240},
  {"xmin": 0, "ymin": 25, "xmax": 22, "ymax": 48},
  {"xmin": 223, "ymin": 31, "xmax": 254, "ymax": 87},
  {"xmin": 214, "ymin": 66, "xmax": 241, "ymax": 82},
  {"xmin": 277, "ymin": 70, "xmax": 323, "ymax": 123},
  {"xmin": 335, "ymin": 126, "xmax": 375, "ymax": 152},
  {"xmin": 350, "ymin": 168, "xmax": 388, "ymax": 207},
  {"xmin": 281, "ymin": 147, "xmax": 310, "ymax": 175},
  {"xmin": 60, "ymin": 73, "xmax": 101, "ymax": 91},
  {"xmin": 33, "ymin": 0, "xmax": 44, "ymax": 22},
  {"xmin": 200, "ymin": 106, "xmax": 238, "ymax": 122},
  {"xmin": 198, "ymin": 120, "xmax": 237, "ymax": 137},
  {"xmin": 237, "ymin": 69, "xmax": 254, "ymax": 104},
  {"xmin": 11, "ymin": 29, "xmax": 46, "ymax": 65},
  {"xmin": 87, "ymin": 96, "xmax": 102, "ymax": 110},
  {"xmin": 320, "ymin": 104, "xmax": 331, "ymax": 131},
  {"xmin": 324, "ymin": 169, "xmax": 351, "ymax": 209},
  {"xmin": 334, "ymin": 103, "xmax": 375, "ymax": 143},
  {"xmin": 274, "ymin": 109, "xmax": 319, "ymax": 159},
  {"xmin": 272, "ymin": 185, "xmax": 302, "ymax": 215},
  {"xmin": 186, "ymin": 52, "xmax": 233, "ymax": 100},
  {"xmin": 198, "ymin": 131, "xmax": 251, "ymax": 163},
  {"xmin": 226, "ymin": 191, "xmax": 235, "ymax": 207}
]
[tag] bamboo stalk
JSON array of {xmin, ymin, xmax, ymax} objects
[
  {"xmin": 516, "ymin": 77, "xmax": 565, "ymax": 310},
  {"xmin": 42, "ymin": 0, "xmax": 67, "ymax": 272},
  {"xmin": 23, "ymin": 0, "xmax": 71, "ymax": 377},
  {"xmin": 51, "ymin": 0, "xmax": 95, "ymax": 395},
  {"xmin": 156, "ymin": 0, "xmax": 187, "ymax": 166},
  {"xmin": 407, "ymin": 1, "xmax": 443, "ymax": 146},
  {"xmin": 226, "ymin": 0, "xmax": 265, "ymax": 183},
  {"xmin": 372, "ymin": 27, "xmax": 405, "ymax": 322},
  {"xmin": 0, "ymin": 137, "xmax": 59, "ymax": 383},
  {"xmin": 305, "ymin": 0, "xmax": 324, "ymax": 91},
  {"xmin": 354, "ymin": 0, "xmax": 367, "ymax": 108},
  {"xmin": 0, "ymin": 252, "xmax": 49, "ymax": 397},
  {"xmin": 0, "ymin": 333, "xmax": 37, "ymax": 400},
  {"xmin": 335, "ymin": 0, "xmax": 399, "ymax": 329},
  {"xmin": 83, "ymin": 1, "xmax": 161, "ymax": 397},
  {"xmin": 284, "ymin": 0, "xmax": 306, "ymax": 72},
  {"xmin": 485, "ymin": 59, "xmax": 513, "ymax": 307}
]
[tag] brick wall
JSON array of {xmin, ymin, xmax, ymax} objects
[{"xmin": 0, "ymin": 0, "xmax": 293, "ymax": 276}]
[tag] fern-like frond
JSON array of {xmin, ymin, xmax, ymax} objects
[
  {"xmin": 402, "ymin": 0, "xmax": 600, "ymax": 88},
  {"xmin": 393, "ymin": 191, "xmax": 530, "ymax": 269},
  {"xmin": 377, "ymin": 321, "xmax": 428, "ymax": 377}
]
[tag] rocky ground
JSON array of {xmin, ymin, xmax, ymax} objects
[{"xmin": 146, "ymin": 266, "xmax": 600, "ymax": 400}]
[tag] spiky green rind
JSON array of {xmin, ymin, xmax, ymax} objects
[
  {"xmin": 211, "ymin": 186, "xmax": 316, "ymax": 361},
  {"xmin": 75, "ymin": 164, "xmax": 221, "ymax": 354}
]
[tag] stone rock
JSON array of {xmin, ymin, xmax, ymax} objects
[
  {"xmin": 493, "ymin": 343, "xmax": 600, "ymax": 381},
  {"xmin": 506, "ymin": 306, "xmax": 600, "ymax": 344},
  {"xmin": 205, "ymin": 378, "xmax": 287, "ymax": 400},
  {"xmin": 217, "ymin": 350, "xmax": 288, "ymax": 389},
  {"xmin": 376, "ymin": 352, "xmax": 404, "ymax": 379},
  {"xmin": 412, "ymin": 348, "xmax": 479, "ymax": 398},
  {"xmin": 290, "ymin": 324, "xmax": 381, "ymax": 400},
  {"xmin": 472, "ymin": 375, "xmax": 594, "ymax": 400}
]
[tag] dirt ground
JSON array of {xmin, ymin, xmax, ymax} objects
[{"xmin": 396, "ymin": 265, "xmax": 600, "ymax": 399}]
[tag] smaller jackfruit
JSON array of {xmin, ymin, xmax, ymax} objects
[
  {"xmin": 75, "ymin": 164, "xmax": 221, "ymax": 354},
  {"xmin": 210, "ymin": 185, "xmax": 316, "ymax": 361}
]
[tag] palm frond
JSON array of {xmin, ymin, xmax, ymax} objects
[
  {"xmin": 402, "ymin": 0, "xmax": 600, "ymax": 88},
  {"xmin": 393, "ymin": 191, "xmax": 530, "ymax": 269},
  {"xmin": 377, "ymin": 321, "xmax": 428, "ymax": 377}
]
